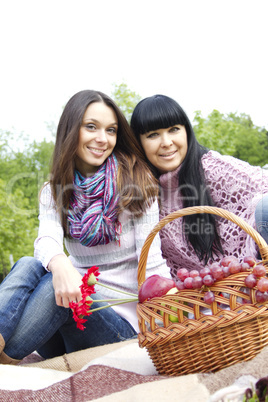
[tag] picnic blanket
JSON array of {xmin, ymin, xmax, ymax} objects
[{"xmin": 1, "ymin": 339, "xmax": 268, "ymax": 401}]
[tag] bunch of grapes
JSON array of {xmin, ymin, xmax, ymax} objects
[
  {"xmin": 244, "ymin": 260, "xmax": 268, "ymax": 303},
  {"xmin": 175, "ymin": 255, "xmax": 268, "ymax": 305}
]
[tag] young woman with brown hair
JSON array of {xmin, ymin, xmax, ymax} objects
[{"xmin": 0, "ymin": 90, "xmax": 169, "ymax": 363}]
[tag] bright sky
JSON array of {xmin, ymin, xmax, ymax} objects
[{"xmin": 0, "ymin": 0, "xmax": 267, "ymax": 144}]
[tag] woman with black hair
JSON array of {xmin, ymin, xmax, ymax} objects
[{"xmin": 131, "ymin": 94, "xmax": 268, "ymax": 279}]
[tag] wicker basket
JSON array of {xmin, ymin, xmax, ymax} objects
[{"xmin": 136, "ymin": 206, "xmax": 268, "ymax": 376}]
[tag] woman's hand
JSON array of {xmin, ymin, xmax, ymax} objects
[{"xmin": 48, "ymin": 254, "xmax": 83, "ymax": 308}]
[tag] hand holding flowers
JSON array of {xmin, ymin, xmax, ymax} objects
[{"xmin": 69, "ymin": 266, "xmax": 138, "ymax": 330}]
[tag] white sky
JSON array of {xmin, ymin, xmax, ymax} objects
[{"xmin": 0, "ymin": 0, "xmax": 267, "ymax": 144}]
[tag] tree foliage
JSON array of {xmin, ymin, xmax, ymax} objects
[
  {"xmin": 111, "ymin": 82, "xmax": 141, "ymax": 122},
  {"xmin": 0, "ymin": 178, "xmax": 37, "ymax": 280},
  {"xmin": 193, "ymin": 110, "xmax": 268, "ymax": 166},
  {"xmin": 0, "ymin": 129, "xmax": 54, "ymax": 280}
]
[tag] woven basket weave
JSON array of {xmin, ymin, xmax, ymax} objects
[{"xmin": 136, "ymin": 206, "xmax": 268, "ymax": 376}]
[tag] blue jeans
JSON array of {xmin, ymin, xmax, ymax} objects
[
  {"xmin": 37, "ymin": 293, "xmax": 137, "ymax": 359},
  {"xmin": 0, "ymin": 257, "xmax": 136, "ymax": 360},
  {"xmin": 255, "ymin": 195, "xmax": 268, "ymax": 245}
]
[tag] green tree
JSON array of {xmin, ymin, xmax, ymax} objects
[
  {"xmin": 0, "ymin": 129, "xmax": 55, "ymax": 279},
  {"xmin": 111, "ymin": 82, "xmax": 141, "ymax": 122},
  {"xmin": 228, "ymin": 113, "xmax": 268, "ymax": 166},
  {"xmin": 193, "ymin": 110, "xmax": 268, "ymax": 166},
  {"xmin": 1, "ymin": 130, "xmax": 54, "ymax": 209},
  {"xmin": 0, "ymin": 178, "xmax": 37, "ymax": 281}
]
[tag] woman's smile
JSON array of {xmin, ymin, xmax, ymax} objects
[
  {"xmin": 87, "ymin": 147, "xmax": 107, "ymax": 156},
  {"xmin": 159, "ymin": 150, "xmax": 177, "ymax": 158}
]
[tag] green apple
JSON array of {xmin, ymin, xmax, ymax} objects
[{"xmin": 160, "ymin": 287, "xmax": 179, "ymax": 322}]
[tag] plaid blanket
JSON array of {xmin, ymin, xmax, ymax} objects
[{"xmin": 1, "ymin": 339, "xmax": 268, "ymax": 401}]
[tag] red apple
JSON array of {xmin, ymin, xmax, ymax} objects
[{"xmin": 138, "ymin": 275, "xmax": 175, "ymax": 303}]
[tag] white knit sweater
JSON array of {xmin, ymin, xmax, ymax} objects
[{"xmin": 34, "ymin": 184, "xmax": 170, "ymax": 331}]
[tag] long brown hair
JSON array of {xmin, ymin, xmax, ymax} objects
[{"xmin": 48, "ymin": 90, "xmax": 158, "ymax": 235}]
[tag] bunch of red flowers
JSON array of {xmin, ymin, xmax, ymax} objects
[
  {"xmin": 69, "ymin": 266, "xmax": 100, "ymax": 330},
  {"xmin": 69, "ymin": 266, "xmax": 138, "ymax": 330}
]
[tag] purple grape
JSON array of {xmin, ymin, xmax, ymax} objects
[
  {"xmin": 244, "ymin": 274, "xmax": 257, "ymax": 288},
  {"xmin": 192, "ymin": 276, "xmax": 203, "ymax": 289},
  {"xmin": 203, "ymin": 274, "xmax": 214, "ymax": 286},
  {"xmin": 204, "ymin": 291, "xmax": 215, "ymax": 304}
]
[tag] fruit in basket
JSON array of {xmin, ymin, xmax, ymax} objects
[
  {"xmin": 257, "ymin": 277, "xmax": 268, "ymax": 292},
  {"xmin": 255, "ymin": 290, "xmax": 268, "ymax": 303},
  {"xmin": 252, "ymin": 264, "xmax": 266, "ymax": 277},
  {"xmin": 177, "ymin": 268, "xmax": 190, "ymax": 281},
  {"xmin": 204, "ymin": 291, "xmax": 215, "ymax": 304},
  {"xmin": 244, "ymin": 273, "xmax": 258, "ymax": 288},
  {"xmin": 173, "ymin": 256, "xmax": 267, "ymax": 306},
  {"xmin": 243, "ymin": 255, "xmax": 257, "ymax": 267},
  {"xmin": 160, "ymin": 287, "xmax": 179, "ymax": 322},
  {"xmin": 160, "ymin": 287, "xmax": 189, "ymax": 321},
  {"xmin": 138, "ymin": 275, "xmax": 175, "ymax": 303},
  {"xmin": 220, "ymin": 255, "xmax": 239, "ymax": 267},
  {"xmin": 244, "ymin": 262, "xmax": 267, "ymax": 290},
  {"xmin": 200, "ymin": 267, "xmax": 211, "ymax": 278},
  {"xmin": 189, "ymin": 270, "xmax": 199, "ymax": 278},
  {"xmin": 184, "ymin": 277, "xmax": 194, "ymax": 289},
  {"xmin": 175, "ymin": 279, "xmax": 185, "ymax": 290},
  {"xmin": 211, "ymin": 263, "xmax": 225, "ymax": 280},
  {"xmin": 192, "ymin": 275, "xmax": 203, "ymax": 289},
  {"xmin": 241, "ymin": 262, "xmax": 251, "ymax": 272},
  {"xmin": 203, "ymin": 274, "xmax": 214, "ymax": 286},
  {"xmin": 229, "ymin": 260, "xmax": 242, "ymax": 274},
  {"xmin": 219, "ymin": 256, "xmax": 243, "ymax": 276},
  {"xmin": 222, "ymin": 265, "xmax": 231, "ymax": 277}
]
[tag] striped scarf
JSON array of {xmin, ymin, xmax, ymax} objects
[{"xmin": 67, "ymin": 154, "xmax": 121, "ymax": 247}]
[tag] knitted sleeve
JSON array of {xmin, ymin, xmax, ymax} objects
[
  {"xmin": 34, "ymin": 184, "xmax": 66, "ymax": 269},
  {"xmin": 202, "ymin": 151, "xmax": 268, "ymax": 260},
  {"xmin": 159, "ymin": 151, "xmax": 268, "ymax": 278},
  {"xmin": 203, "ymin": 150, "xmax": 268, "ymax": 223}
]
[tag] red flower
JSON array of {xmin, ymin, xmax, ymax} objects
[
  {"xmin": 74, "ymin": 314, "xmax": 88, "ymax": 331},
  {"xmin": 80, "ymin": 266, "xmax": 100, "ymax": 295},
  {"xmin": 70, "ymin": 267, "xmax": 99, "ymax": 330},
  {"xmin": 70, "ymin": 298, "xmax": 93, "ymax": 330},
  {"xmin": 69, "ymin": 265, "xmax": 138, "ymax": 330}
]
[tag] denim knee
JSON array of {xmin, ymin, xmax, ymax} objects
[
  {"xmin": 255, "ymin": 195, "xmax": 268, "ymax": 243},
  {"xmin": 13, "ymin": 256, "xmax": 44, "ymax": 271}
]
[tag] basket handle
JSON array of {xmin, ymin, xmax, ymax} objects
[{"xmin": 137, "ymin": 206, "xmax": 268, "ymax": 287}]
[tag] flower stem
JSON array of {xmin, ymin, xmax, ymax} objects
[
  {"xmin": 97, "ymin": 281, "xmax": 138, "ymax": 298},
  {"xmin": 91, "ymin": 297, "xmax": 138, "ymax": 303},
  {"xmin": 89, "ymin": 299, "xmax": 138, "ymax": 313}
]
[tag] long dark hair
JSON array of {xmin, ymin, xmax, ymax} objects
[
  {"xmin": 131, "ymin": 94, "xmax": 223, "ymax": 263},
  {"xmin": 49, "ymin": 90, "xmax": 158, "ymax": 235}
]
